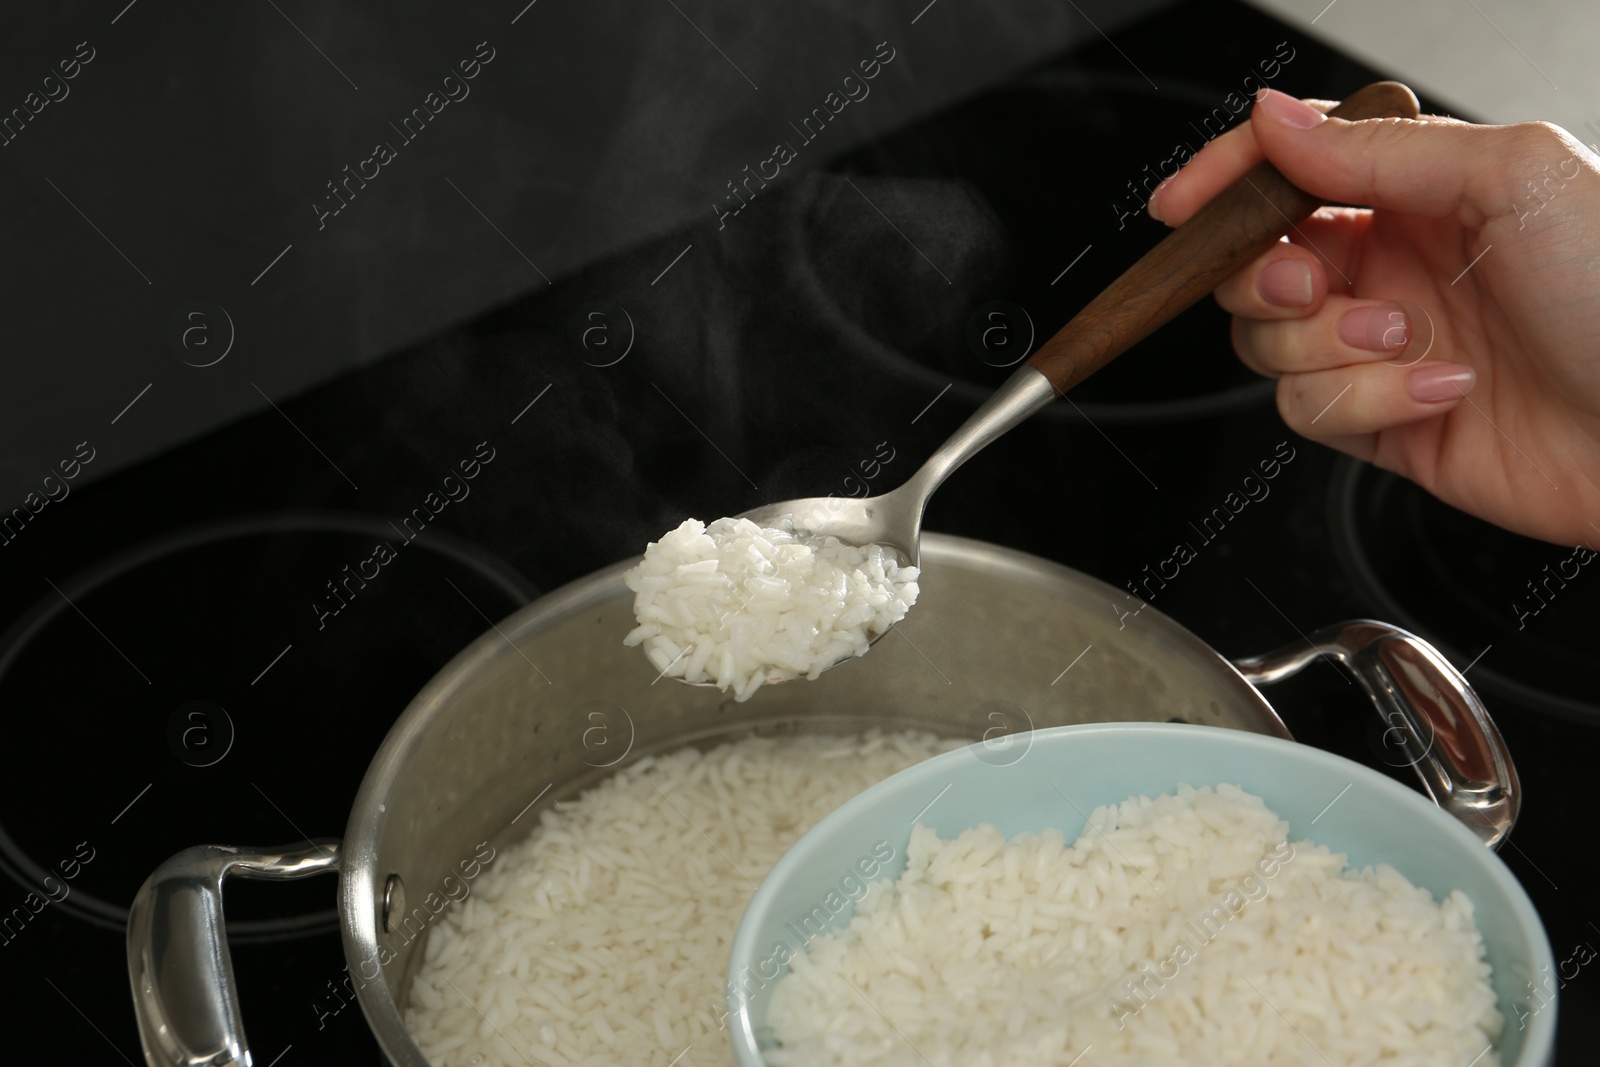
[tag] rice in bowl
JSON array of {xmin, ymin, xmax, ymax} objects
[{"xmin": 764, "ymin": 785, "xmax": 1503, "ymax": 1066}]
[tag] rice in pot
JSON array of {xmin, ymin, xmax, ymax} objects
[{"xmin": 405, "ymin": 730, "xmax": 957, "ymax": 1067}]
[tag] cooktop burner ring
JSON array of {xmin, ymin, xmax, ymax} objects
[
  {"xmin": 0, "ymin": 511, "xmax": 537, "ymax": 939},
  {"xmin": 1326, "ymin": 457, "xmax": 1598, "ymax": 725},
  {"xmin": 781, "ymin": 66, "xmax": 1278, "ymax": 424}
]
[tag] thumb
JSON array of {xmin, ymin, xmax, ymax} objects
[{"xmin": 1250, "ymin": 88, "xmax": 1574, "ymax": 222}]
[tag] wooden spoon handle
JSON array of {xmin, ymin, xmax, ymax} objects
[{"xmin": 1025, "ymin": 81, "xmax": 1420, "ymax": 395}]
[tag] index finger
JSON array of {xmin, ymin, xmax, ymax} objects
[{"xmin": 1148, "ymin": 98, "xmax": 1338, "ymax": 226}]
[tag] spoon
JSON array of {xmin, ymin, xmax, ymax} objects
[
  {"xmin": 664, "ymin": 82, "xmax": 1419, "ymax": 690},
  {"xmin": 742, "ymin": 82, "xmax": 1419, "ymax": 565}
]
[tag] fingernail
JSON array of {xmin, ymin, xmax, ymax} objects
[
  {"xmin": 1258, "ymin": 260, "xmax": 1314, "ymax": 306},
  {"xmin": 1255, "ymin": 88, "xmax": 1326, "ymax": 129},
  {"xmin": 1338, "ymin": 304, "xmax": 1409, "ymax": 353},
  {"xmin": 1407, "ymin": 363, "xmax": 1476, "ymax": 403},
  {"xmin": 1147, "ymin": 177, "xmax": 1173, "ymax": 222}
]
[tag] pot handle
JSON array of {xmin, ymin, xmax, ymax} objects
[
  {"xmin": 126, "ymin": 840, "xmax": 342, "ymax": 1067},
  {"xmin": 1232, "ymin": 620, "xmax": 1518, "ymax": 850}
]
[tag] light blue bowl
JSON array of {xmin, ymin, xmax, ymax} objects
[{"xmin": 728, "ymin": 723, "xmax": 1555, "ymax": 1066}]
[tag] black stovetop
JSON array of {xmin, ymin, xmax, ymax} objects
[{"xmin": 2, "ymin": 1, "xmax": 1593, "ymax": 1063}]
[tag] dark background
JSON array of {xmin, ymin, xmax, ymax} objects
[{"xmin": 0, "ymin": 0, "xmax": 1164, "ymax": 507}]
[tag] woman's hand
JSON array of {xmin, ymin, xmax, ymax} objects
[{"xmin": 1149, "ymin": 88, "xmax": 1600, "ymax": 547}]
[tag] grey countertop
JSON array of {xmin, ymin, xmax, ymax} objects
[{"xmin": 1246, "ymin": 0, "xmax": 1600, "ymax": 140}]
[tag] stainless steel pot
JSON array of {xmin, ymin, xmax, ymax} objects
[{"xmin": 126, "ymin": 534, "xmax": 1519, "ymax": 1067}]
